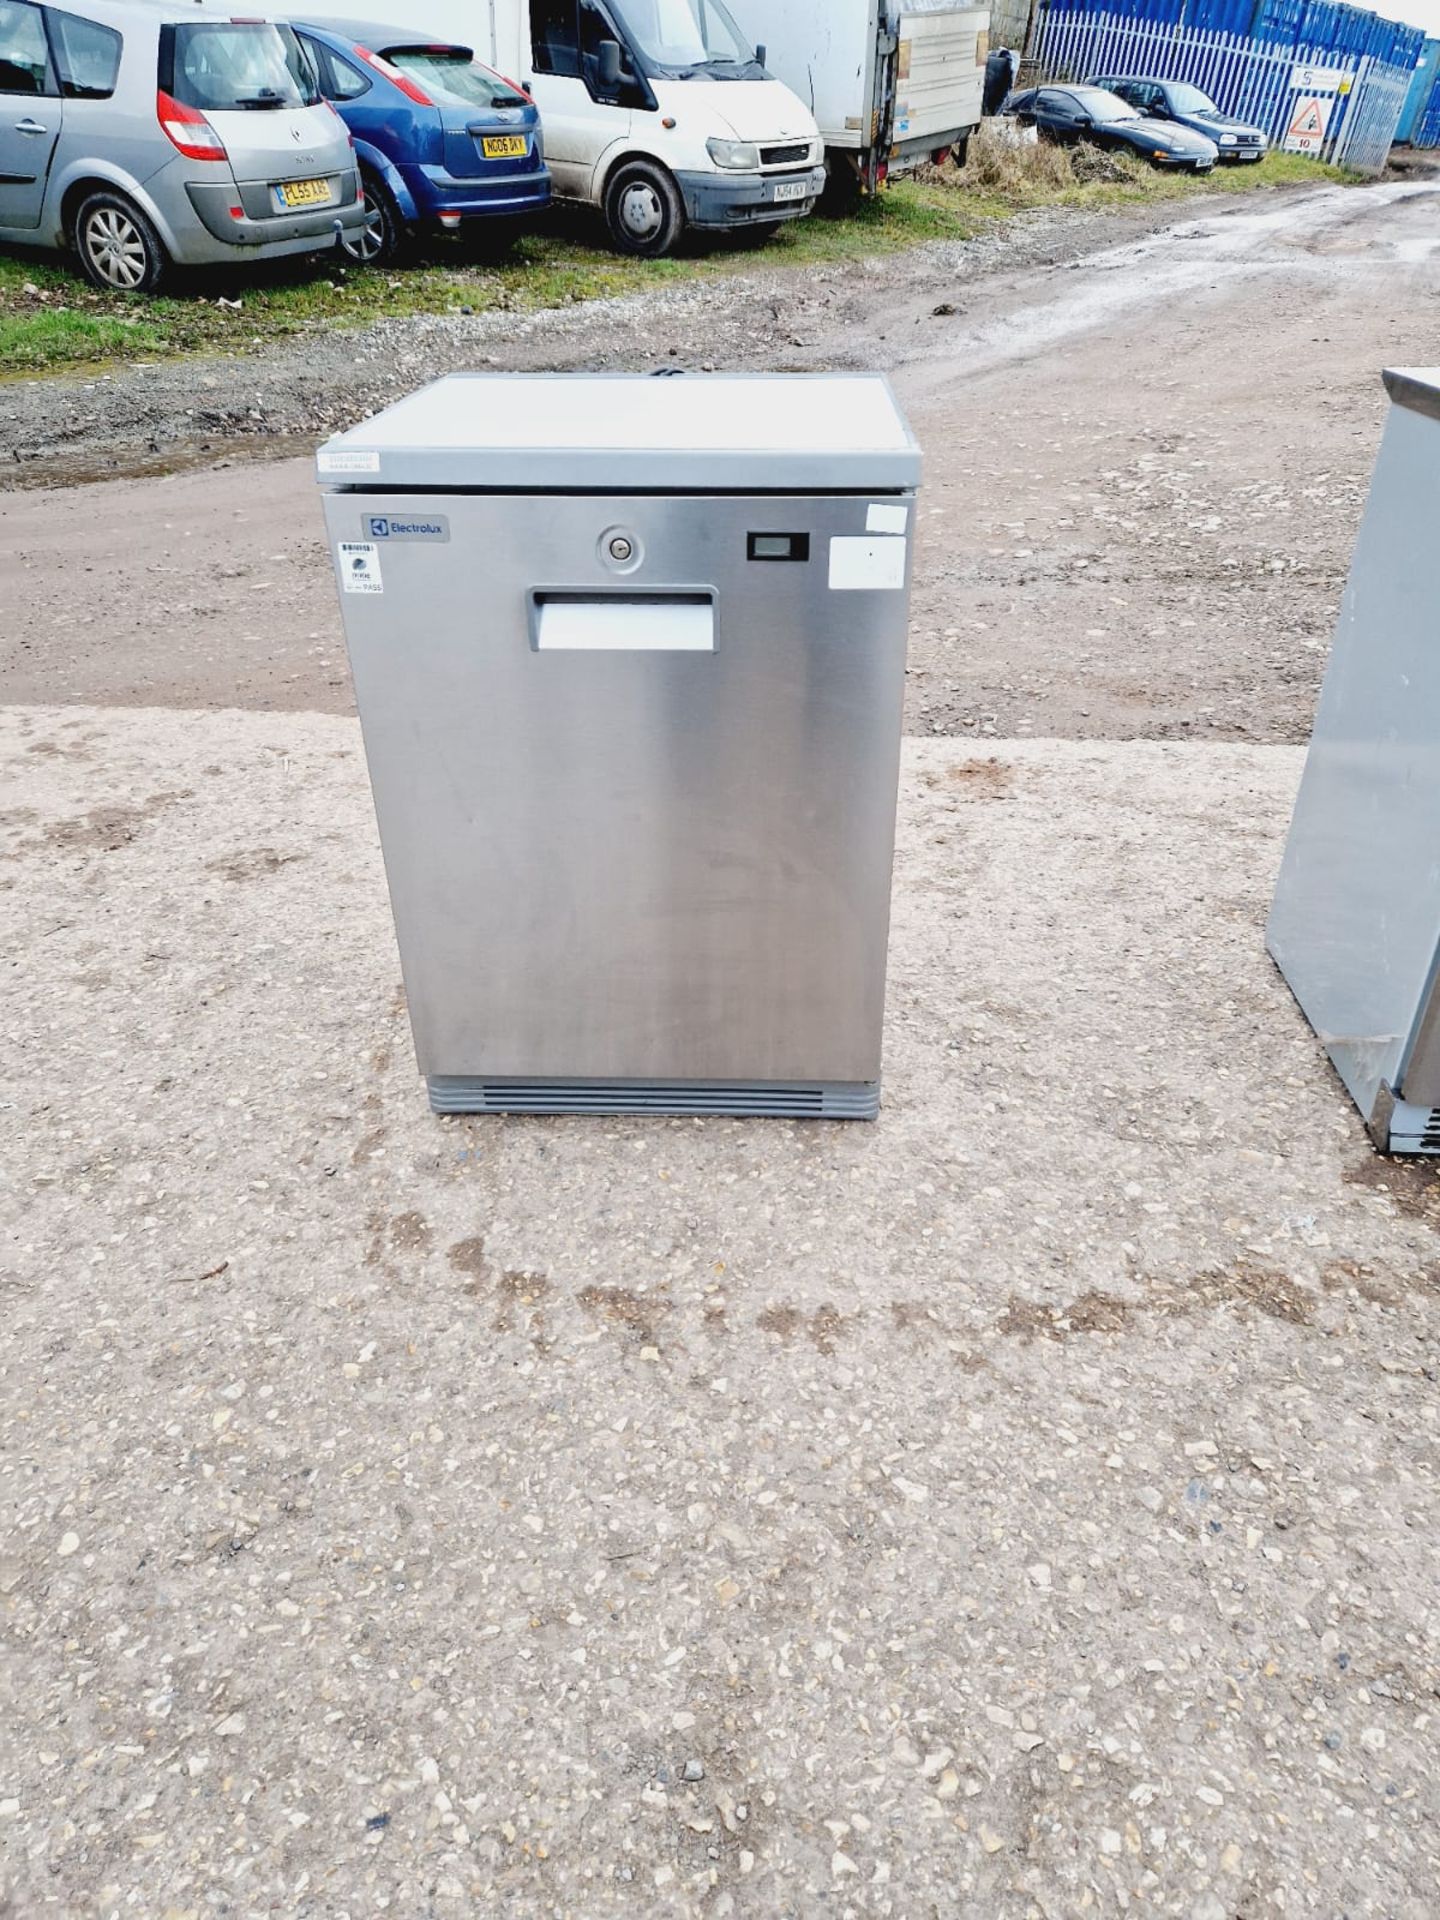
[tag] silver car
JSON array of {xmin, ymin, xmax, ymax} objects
[{"xmin": 0, "ymin": 0, "xmax": 364, "ymax": 291}]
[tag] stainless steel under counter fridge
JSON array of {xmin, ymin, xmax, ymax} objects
[
  {"xmin": 318, "ymin": 372, "xmax": 922, "ymax": 1118},
  {"xmin": 1268, "ymin": 367, "xmax": 1440, "ymax": 1154}
]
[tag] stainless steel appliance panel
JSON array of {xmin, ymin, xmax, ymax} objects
[
  {"xmin": 1267, "ymin": 367, "xmax": 1440, "ymax": 1149},
  {"xmin": 323, "ymin": 488, "xmax": 912, "ymax": 1086}
]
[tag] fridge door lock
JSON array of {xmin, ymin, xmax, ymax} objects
[{"xmin": 599, "ymin": 526, "xmax": 644, "ymax": 572}]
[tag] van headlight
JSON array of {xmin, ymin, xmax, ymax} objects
[{"xmin": 707, "ymin": 138, "xmax": 761, "ymax": 170}]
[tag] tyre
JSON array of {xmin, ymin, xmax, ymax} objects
[
  {"xmin": 342, "ymin": 173, "xmax": 407, "ymax": 267},
  {"xmin": 74, "ymin": 191, "xmax": 168, "ymax": 294},
  {"xmin": 604, "ymin": 159, "xmax": 684, "ymax": 258}
]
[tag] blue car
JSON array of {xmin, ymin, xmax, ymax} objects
[
  {"xmin": 1092, "ymin": 77, "xmax": 1268, "ymax": 161},
  {"xmin": 293, "ymin": 21, "xmax": 550, "ymax": 262}
]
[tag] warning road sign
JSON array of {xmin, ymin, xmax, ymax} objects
[{"xmin": 1284, "ymin": 94, "xmax": 1332, "ymax": 155}]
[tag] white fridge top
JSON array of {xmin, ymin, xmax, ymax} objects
[{"xmin": 316, "ymin": 372, "xmax": 922, "ymax": 492}]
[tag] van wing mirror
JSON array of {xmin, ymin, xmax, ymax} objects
[{"xmin": 597, "ymin": 38, "xmax": 622, "ymax": 88}]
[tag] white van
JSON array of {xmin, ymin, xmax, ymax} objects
[{"xmin": 301, "ymin": 1, "xmax": 826, "ymax": 255}]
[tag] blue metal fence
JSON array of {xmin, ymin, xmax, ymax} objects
[{"xmin": 1037, "ymin": 0, "xmax": 1424, "ymax": 68}]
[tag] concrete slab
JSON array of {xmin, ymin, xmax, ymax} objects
[{"xmin": 3, "ymin": 707, "xmax": 1437, "ymax": 1915}]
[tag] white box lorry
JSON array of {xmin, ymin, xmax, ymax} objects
[
  {"xmin": 726, "ymin": 0, "xmax": 990, "ymax": 195},
  {"xmin": 299, "ymin": 0, "xmax": 826, "ymax": 255}
]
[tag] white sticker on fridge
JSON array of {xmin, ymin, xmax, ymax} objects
[
  {"xmin": 319, "ymin": 448, "xmax": 382, "ymax": 474},
  {"xmin": 339, "ymin": 543, "xmax": 384, "ymax": 594},
  {"xmin": 829, "ymin": 536, "xmax": 908, "ymax": 592},
  {"xmin": 866, "ymin": 503, "xmax": 910, "ymax": 535}
]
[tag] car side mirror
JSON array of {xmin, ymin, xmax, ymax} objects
[
  {"xmin": 1076, "ymin": 114, "xmax": 1092, "ymax": 127},
  {"xmin": 597, "ymin": 38, "xmax": 622, "ymax": 89}
]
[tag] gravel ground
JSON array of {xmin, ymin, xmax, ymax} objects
[{"xmin": 3, "ymin": 706, "xmax": 1439, "ymax": 1917}]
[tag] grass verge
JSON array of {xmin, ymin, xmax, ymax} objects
[{"xmin": 0, "ymin": 143, "xmax": 1359, "ymax": 377}]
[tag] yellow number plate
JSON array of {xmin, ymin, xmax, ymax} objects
[
  {"xmin": 279, "ymin": 178, "xmax": 330, "ymax": 208},
  {"xmin": 481, "ymin": 134, "xmax": 527, "ymax": 158}
]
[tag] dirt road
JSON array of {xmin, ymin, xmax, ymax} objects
[{"xmin": 3, "ymin": 176, "xmax": 1438, "ymax": 740}]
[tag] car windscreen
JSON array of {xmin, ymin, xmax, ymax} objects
[
  {"xmin": 162, "ymin": 23, "xmax": 320, "ymax": 111},
  {"xmin": 1166, "ymin": 82, "xmax": 1218, "ymax": 114},
  {"xmin": 383, "ymin": 46, "xmax": 526, "ymax": 108},
  {"xmin": 1070, "ymin": 87, "xmax": 1139, "ymax": 119},
  {"xmin": 611, "ymin": 0, "xmax": 758, "ymax": 76}
]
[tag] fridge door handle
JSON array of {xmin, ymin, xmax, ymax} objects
[{"xmin": 530, "ymin": 590, "xmax": 717, "ymax": 653}]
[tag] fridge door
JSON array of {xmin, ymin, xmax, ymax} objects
[{"xmin": 324, "ymin": 489, "xmax": 912, "ymax": 1091}]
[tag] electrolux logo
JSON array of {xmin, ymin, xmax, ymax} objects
[{"xmin": 365, "ymin": 515, "xmax": 450, "ymax": 543}]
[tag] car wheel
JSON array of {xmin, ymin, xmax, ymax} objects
[
  {"xmin": 74, "ymin": 191, "xmax": 168, "ymax": 295},
  {"xmin": 342, "ymin": 174, "xmax": 405, "ymax": 267},
  {"xmin": 604, "ymin": 159, "xmax": 685, "ymax": 258}
]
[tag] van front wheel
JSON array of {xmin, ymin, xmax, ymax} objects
[{"xmin": 604, "ymin": 160, "xmax": 684, "ymax": 258}]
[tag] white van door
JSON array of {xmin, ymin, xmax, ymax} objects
[{"xmin": 527, "ymin": 0, "xmax": 634, "ymax": 200}]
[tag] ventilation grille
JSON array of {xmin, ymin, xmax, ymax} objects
[
  {"xmin": 1421, "ymin": 1110, "xmax": 1440, "ymax": 1153},
  {"xmin": 761, "ymin": 143, "xmax": 812, "ymax": 166},
  {"xmin": 428, "ymin": 1079, "xmax": 879, "ymax": 1120}
]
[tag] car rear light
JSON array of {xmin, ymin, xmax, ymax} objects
[
  {"xmin": 229, "ymin": 205, "xmax": 244, "ymax": 220},
  {"xmin": 356, "ymin": 45, "xmax": 433, "ymax": 106},
  {"xmin": 157, "ymin": 89, "xmax": 227, "ymax": 161},
  {"xmin": 438, "ymin": 211, "xmax": 461, "ymax": 228}
]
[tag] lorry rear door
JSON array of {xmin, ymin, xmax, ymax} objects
[{"xmin": 892, "ymin": 4, "xmax": 987, "ymax": 152}]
